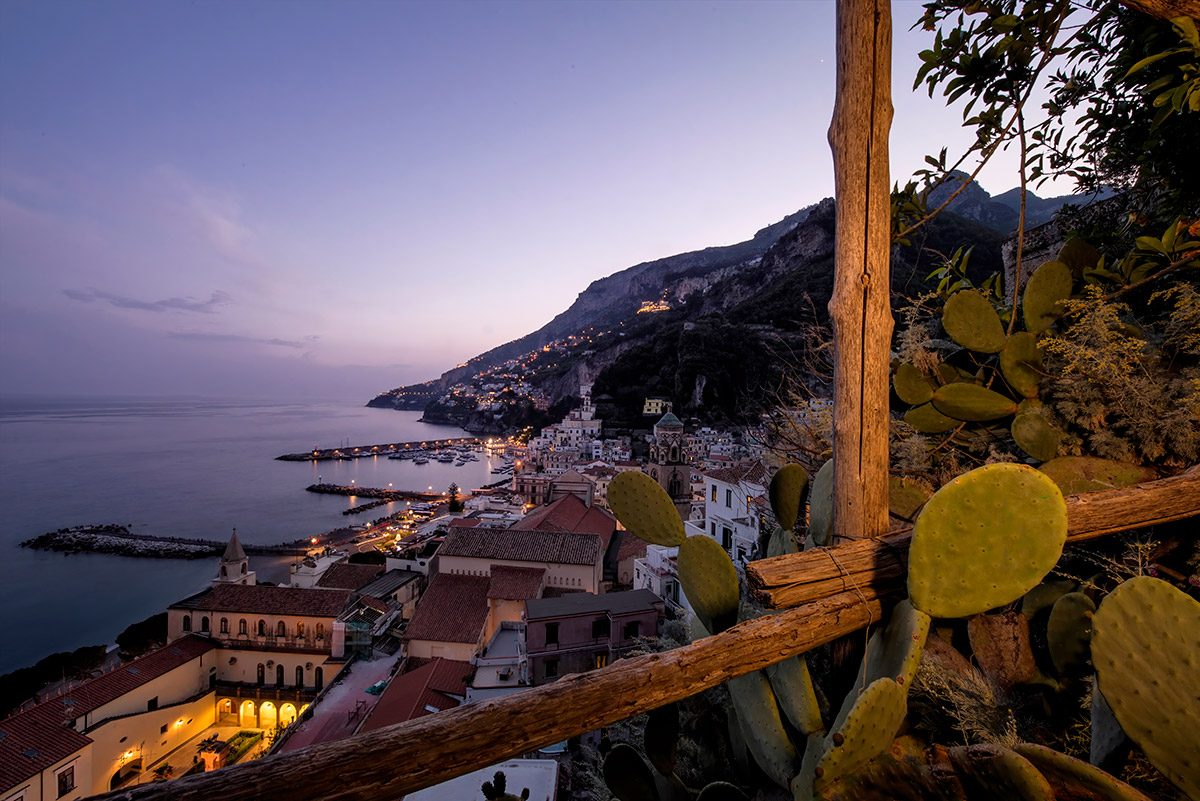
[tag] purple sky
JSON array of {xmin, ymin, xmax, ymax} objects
[{"xmin": 0, "ymin": 1, "xmax": 1069, "ymax": 401}]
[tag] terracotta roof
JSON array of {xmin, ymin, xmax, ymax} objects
[
  {"xmin": 616, "ymin": 531, "xmax": 648, "ymax": 562},
  {"xmin": 487, "ymin": 566, "xmax": 546, "ymax": 601},
  {"xmin": 358, "ymin": 658, "xmax": 470, "ymax": 732},
  {"xmin": 0, "ymin": 636, "xmax": 215, "ymax": 790},
  {"xmin": 704, "ymin": 460, "xmax": 768, "ymax": 487},
  {"xmin": 580, "ymin": 465, "xmax": 616, "ymax": 478},
  {"xmin": 438, "ymin": 526, "xmax": 602, "ymax": 567},
  {"xmin": 615, "ymin": 461, "xmax": 641, "ymax": 468},
  {"xmin": 315, "ymin": 562, "xmax": 384, "ymax": 590},
  {"xmin": 448, "ymin": 517, "xmax": 483, "ymax": 528},
  {"xmin": 513, "ymin": 494, "xmax": 617, "ymax": 541},
  {"xmin": 403, "ymin": 573, "xmax": 490, "ymax": 645},
  {"xmin": 170, "ymin": 584, "xmax": 353, "ymax": 618}
]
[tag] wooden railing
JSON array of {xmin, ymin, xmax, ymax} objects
[{"xmin": 89, "ymin": 470, "xmax": 1199, "ymax": 801}]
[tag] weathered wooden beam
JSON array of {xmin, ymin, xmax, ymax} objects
[
  {"xmin": 827, "ymin": 0, "xmax": 895, "ymax": 543},
  {"xmin": 89, "ymin": 590, "xmax": 888, "ymax": 801},
  {"xmin": 748, "ymin": 468, "xmax": 1200, "ymax": 609}
]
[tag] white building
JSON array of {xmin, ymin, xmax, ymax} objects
[{"xmin": 685, "ymin": 460, "xmax": 769, "ymax": 568}]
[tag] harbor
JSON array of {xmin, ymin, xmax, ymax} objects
[{"xmin": 276, "ymin": 437, "xmax": 482, "ymax": 461}]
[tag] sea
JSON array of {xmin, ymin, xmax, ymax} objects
[{"xmin": 0, "ymin": 395, "xmax": 504, "ymax": 675}]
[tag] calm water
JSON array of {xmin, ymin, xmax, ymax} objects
[{"xmin": 0, "ymin": 395, "xmax": 504, "ymax": 674}]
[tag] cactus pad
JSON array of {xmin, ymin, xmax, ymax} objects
[
  {"xmin": 1000, "ymin": 331, "xmax": 1044, "ymax": 399},
  {"xmin": 603, "ymin": 743, "xmax": 659, "ymax": 801},
  {"xmin": 943, "ymin": 289, "xmax": 1006, "ymax": 353},
  {"xmin": 1014, "ymin": 743, "xmax": 1152, "ymax": 801},
  {"xmin": 938, "ymin": 362, "xmax": 978, "ymax": 385},
  {"xmin": 851, "ymin": 600, "xmax": 931, "ymax": 700},
  {"xmin": 808, "ymin": 460, "xmax": 834, "ymax": 547},
  {"xmin": 888, "ymin": 476, "xmax": 933, "ymax": 522},
  {"xmin": 608, "ymin": 471, "xmax": 686, "ymax": 546},
  {"xmin": 644, "ymin": 703, "xmax": 679, "ymax": 776},
  {"xmin": 1012, "ymin": 411, "xmax": 1061, "ymax": 462},
  {"xmin": 769, "ymin": 464, "xmax": 809, "ymax": 530},
  {"xmin": 727, "ymin": 671, "xmax": 798, "ymax": 789},
  {"xmin": 894, "ymin": 363, "xmax": 935, "ymax": 405},
  {"xmin": 908, "ymin": 463, "xmax": 1068, "ymax": 618},
  {"xmin": 1090, "ymin": 675, "xmax": 1129, "ymax": 772},
  {"xmin": 948, "ymin": 744, "xmax": 1054, "ymax": 801},
  {"xmin": 1038, "ymin": 456, "xmax": 1156, "ymax": 495},
  {"xmin": 812, "ymin": 678, "xmax": 908, "ymax": 794},
  {"xmin": 904, "ymin": 402, "xmax": 961, "ymax": 433},
  {"xmin": 678, "ymin": 535, "xmax": 739, "ymax": 633},
  {"xmin": 932, "ymin": 383, "xmax": 1019, "ymax": 422},
  {"xmin": 1047, "ymin": 591, "xmax": 1095, "ymax": 677},
  {"xmin": 1091, "ymin": 576, "xmax": 1200, "ymax": 800},
  {"xmin": 1023, "ymin": 259, "xmax": 1073, "ymax": 333},
  {"xmin": 695, "ymin": 783, "xmax": 748, "ymax": 801},
  {"xmin": 1057, "ymin": 237, "xmax": 1101, "ymax": 280},
  {"xmin": 1021, "ymin": 577, "xmax": 1076, "ymax": 618},
  {"xmin": 765, "ymin": 525, "xmax": 798, "ymax": 558},
  {"xmin": 765, "ymin": 654, "xmax": 824, "ymax": 736}
]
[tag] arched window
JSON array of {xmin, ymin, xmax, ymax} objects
[
  {"xmin": 256, "ymin": 664, "xmax": 265, "ymax": 686},
  {"xmin": 296, "ymin": 666, "xmax": 304, "ymax": 687},
  {"xmin": 314, "ymin": 667, "xmax": 324, "ymax": 691},
  {"xmin": 238, "ymin": 619, "xmax": 247, "ymax": 636},
  {"xmin": 275, "ymin": 664, "xmax": 284, "ymax": 687},
  {"xmin": 670, "ymin": 446, "xmax": 678, "ymax": 462},
  {"xmin": 182, "ymin": 616, "xmax": 191, "ymax": 632},
  {"xmin": 241, "ymin": 563, "xmax": 247, "ymax": 575},
  {"xmin": 219, "ymin": 618, "xmax": 229, "ymax": 634},
  {"xmin": 277, "ymin": 621, "xmax": 286, "ymax": 637},
  {"xmin": 257, "ymin": 620, "xmax": 266, "ymax": 636},
  {"xmin": 315, "ymin": 623, "xmax": 324, "ymax": 640},
  {"xmin": 296, "ymin": 622, "xmax": 305, "ymax": 638},
  {"xmin": 201, "ymin": 616, "xmax": 210, "ymax": 633},
  {"xmin": 220, "ymin": 565, "xmax": 227, "ymax": 577}
]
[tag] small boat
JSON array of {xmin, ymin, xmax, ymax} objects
[{"xmin": 413, "ymin": 457, "xmax": 429, "ymax": 465}]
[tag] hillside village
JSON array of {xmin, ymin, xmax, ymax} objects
[{"xmin": 0, "ymin": 388, "xmax": 777, "ymax": 800}]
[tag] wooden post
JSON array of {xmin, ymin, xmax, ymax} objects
[{"xmin": 827, "ymin": 0, "xmax": 895, "ymax": 543}]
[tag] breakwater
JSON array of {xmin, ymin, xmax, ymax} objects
[
  {"xmin": 277, "ymin": 437, "xmax": 481, "ymax": 462},
  {"xmin": 305, "ymin": 483, "xmax": 442, "ymax": 502},
  {"xmin": 22, "ymin": 525, "xmax": 311, "ymax": 560}
]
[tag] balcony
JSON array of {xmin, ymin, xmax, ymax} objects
[
  {"xmin": 473, "ymin": 622, "xmax": 527, "ymax": 688},
  {"xmin": 203, "ymin": 632, "xmax": 330, "ymax": 655}
]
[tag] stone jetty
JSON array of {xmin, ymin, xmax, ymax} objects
[
  {"xmin": 277, "ymin": 437, "xmax": 481, "ymax": 462},
  {"xmin": 21, "ymin": 525, "xmax": 311, "ymax": 560},
  {"xmin": 305, "ymin": 483, "xmax": 442, "ymax": 502}
]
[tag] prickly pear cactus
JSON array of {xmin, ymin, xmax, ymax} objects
[
  {"xmin": 1014, "ymin": 743, "xmax": 1152, "ymax": 801},
  {"xmin": 769, "ymin": 464, "xmax": 809, "ymax": 531},
  {"xmin": 943, "ymin": 289, "xmax": 1007, "ymax": 353},
  {"xmin": 1056, "ymin": 237, "xmax": 1100, "ymax": 279},
  {"xmin": 603, "ymin": 743, "xmax": 660, "ymax": 801},
  {"xmin": 1091, "ymin": 576, "xmax": 1200, "ymax": 801},
  {"xmin": 1000, "ymin": 331, "xmax": 1044, "ymax": 399},
  {"xmin": 894, "ymin": 363, "xmax": 935, "ymax": 405},
  {"xmin": 1022, "ymin": 259, "xmax": 1073, "ymax": 334},
  {"xmin": 808, "ymin": 460, "xmax": 835, "ymax": 548},
  {"xmin": 608, "ymin": 471, "xmax": 686, "ymax": 546},
  {"xmin": 727, "ymin": 670, "xmax": 798, "ymax": 790},
  {"xmin": 1021, "ymin": 577, "xmax": 1077, "ymax": 618},
  {"xmin": 765, "ymin": 525, "xmax": 799, "ymax": 558},
  {"xmin": 947, "ymin": 744, "xmax": 1054, "ymax": 801},
  {"xmin": 850, "ymin": 600, "xmax": 931, "ymax": 701},
  {"xmin": 908, "ymin": 463, "xmax": 1067, "ymax": 619},
  {"xmin": 904, "ymin": 402, "xmax": 960, "ymax": 434},
  {"xmin": 765, "ymin": 654, "xmax": 824, "ymax": 736},
  {"xmin": 643, "ymin": 703, "xmax": 679, "ymax": 776},
  {"xmin": 1046, "ymin": 591, "xmax": 1095, "ymax": 677},
  {"xmin": 1011, "ymin": 410, "xmax": 1062, "ymax": 462},
  {"xmin": 805, "ymin": 678, "xmax": 908, "ymax": 798},
  {"xmin": 1089, "ymin": 676, "xmax": 1129, "ymax": 773},
  {"xmin": 931, "ymin": 383, "xmax": 1019, "ymax": 422},
  {"xmin": 1038, "ymin": 456, "xmax": 1157, "ymax": 495},
  {"xmin": 678, "ymin": 535, "xmax": 739, "ymax": 633},
  {"xmin": 694, "ymin": 782, "xmax": 748, "ymax": 801},
  {"xmin": 888, "ymin": 476, "xmax": 933, "ymax": 522}
]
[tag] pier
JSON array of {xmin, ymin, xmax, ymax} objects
[
  {"xmin": 305, "ymin": 483, "xmax": 443, "ymax": 503},
  {"xmin": 276, "ymin": 437, "xmax": 481, "ymax": 462}
]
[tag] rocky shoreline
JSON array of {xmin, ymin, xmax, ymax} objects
[{"xmin": 21, "ymin": 525, "xmax": 310, "ymax": 560}]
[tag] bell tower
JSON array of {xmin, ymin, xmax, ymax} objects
[
  {"xmin": 648, "ymin": 412, "xmax": 690, "ymax": 518},
  {"xmin": 213, "ymin": 529, "xmax": 256, "ymax": 587}
]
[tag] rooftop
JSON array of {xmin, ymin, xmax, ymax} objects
[
  {"xmin": 171, "ymin": 584, "xmax": 353, "ymax": 618},
  {"xmin": 403, "ymin": 573, "xmax": 491, "ymax": 645},
  {"xmin": 356, "ymin": 569, "xmax": 422, "ymax": 599},
  {"xmin": 358, "ymin": 658, "xmax": 471, "ymax": 732},
  {"xmin": 438, "ymin": 526, "xmax": 602, "ymax": 568},
  {"xmin": 525, "ymin": 589, "xmax": 663, "ymax": 621},
  {"xmin": 513, "ymin": 494, "xmax": 617, "ymax": 544},
  {"xmin": 704, "ymin": 460, "xmax": 768, "ymax": 488},
  {"xmin": 315, "ymin": 562, "xmax": 385, "ymax": 591},
  {"xmin": 487, "ymin": 566, "xmax": 546, "ymax": 601},
  {"xmin": 0, "ymin": 636, "xmax": 215, "ymax": 790}
]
